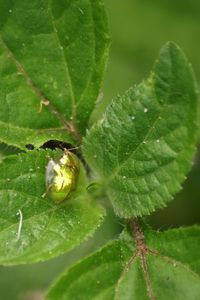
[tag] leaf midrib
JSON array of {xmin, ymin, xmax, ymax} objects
[
  {"xmin": 0, "ymin": 36, "xmax": 71, "ymax": 132},
  {"xmin": 115, "ymin": 246, "xmax": 200, "ymax": 300},
  {"xmin": 106, "ymin": 90, "xmax": 163, "ymax": 183},
  {"xmin": 105, "ymin": 89, "xmax": 188, "ymax": 185}
]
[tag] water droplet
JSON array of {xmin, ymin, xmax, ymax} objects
[
  {"xmin": 143, "ymin": 141, "xmax": 146, "ymax": 144},
  {"xmin": 122, "ymin": 175, "xmax": 126, "ymax": 179},
  {"xmin": 93, "ymin": 154, "xmax": 97, "ymax": 159},
  {"xmin": 29, "ymin": 168, "xmax": 33, "ymax": 172},
  {"xmin": 131, "ymin": 116, "xmax": 135, "ymax": 120},
  {"xmin": 9, "ymin": 9, "xmax": 12, "ymax": 13},
  {"xmin": 144, "ymin": 108, "xmax": 148, "ymax": 113},
  {"xmin": 156, "ymin": 139, "xmax": 160, "ymax": 143},
  {"xmin": 7, "ymin": 178, "xmax": 10, "ymax": 181},
  {"xmin": 173, "ymin": 263, "xmax": 177, "ymax": 267}
]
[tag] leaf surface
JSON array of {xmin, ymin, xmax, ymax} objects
[
  {"xmin": 0, "ymin": 0, "xmax": 109, "ymax": 149},
  {"xmin": 46, "ymin": 238, "xmax": 134, "ymax": 300},
  {"xmin": 46, "ymin": 226, "xmax": 200, "ymax": 300},
  {"xmin": 146, "ymin": 226, "xmax": 200, "ymax": 275},
  {"xmin": 0, "ymin": 150, "xmax": 104, "ymax": 265},
  {"xmin": 84, "ymin": 42, "xmax": 199, "ymax": 218}
]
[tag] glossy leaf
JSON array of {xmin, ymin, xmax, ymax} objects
[
  {"xmin": 0, "ymin": 150, "xmax": 105, "ymax": 265},
  {"xmin": 46, "ymin": 226, "xmax": 200, "ymax": 300},
  {"xmin": 0, "ymin": 0, "xmax": 109, "ymax": 149},
  {"xmin": 83, "ymin": 42, "xmax": 199, "ymax": 218}
]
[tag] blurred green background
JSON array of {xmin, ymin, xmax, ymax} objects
[{"xmin": 1, "ymin": 0, "xmax": 200, "ymax": 299}]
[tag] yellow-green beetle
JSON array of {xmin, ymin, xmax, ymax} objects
[{"xmin": 45, "ymin": 150, "xmax": 79, "ymax": 203}]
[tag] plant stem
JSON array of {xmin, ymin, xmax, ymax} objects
[
  {"xmin": 129, "ymin": 218, "xmax": 156, "ymax": 300},
  {"xmin": 129, "ymin": 218, "xmax": 147, "ymax": 254}
]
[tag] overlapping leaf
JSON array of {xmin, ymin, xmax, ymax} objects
[
  {"xmin": 0, "ymin": 0, "xmax": 109, "ymax": 149},
  {"xmin": 46, "ymin": 226, "xmax": 200, "ymax": 300},
  {"xmin": 84, "ymin": 42, "xmax": 199, "ymax": 218},
  {"xmin": 0, "ymin": 150, "xmax": 105, "ymax": 265}
]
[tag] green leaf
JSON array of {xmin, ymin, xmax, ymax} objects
[
  {"xmin": 145, "ymin": 226, "xmax": 200, "ymax": 275},
  {"xmin": 0, "ymin": 150, "xmax": 105, "ymax": 265},
  {"xmin": 46, "ymin": 238, "xmax": 134, "ymax": 300},
  {"xmin": 46, "ymin": 226, "xmax": 200, "ymax": 300},
  {"xmin": 0, "ymin": 0, "xmax": 109, "ymax": 149},
  {"xmin": 83, "ymin": 42, "xmax": 199, "ymax": 218},
  {"xmin": 115, "ymin": 256, "xmax": 148, "ymax": 300}
]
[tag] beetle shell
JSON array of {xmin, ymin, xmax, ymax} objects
[{"xmin": 45, "ymin": 151, "xmax": 79, "ymax": 203}]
